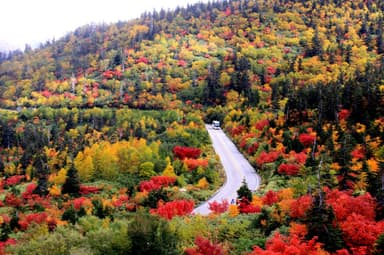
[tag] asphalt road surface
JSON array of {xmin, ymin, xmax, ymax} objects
[{"xmin": 192, "ymin": 125, "xmax": 261, "ymax": 215}]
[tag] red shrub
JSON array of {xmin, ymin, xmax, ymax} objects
[
  {"xmin": 4, "ymin": 193, "xmax": 22, "ymax": 207},
  {"xmin": 340, "ymin": 213, "xmax": 384, "ymax": 249},
  {"xmin": 17, "ymin": 219, "xmax": 29, "ymax": 231},
  {"xmin": 22, "ymin": 183, "xmax": 37, "ymax": 199},
  {"xmin": 173, "ymin": 146, "xmax": 201, "ymax": 160},
  {"xmin": 139, "ymin": 176, "xmax": 176, "ymax": 192},
  {"xmin": 247, "ymin": 142, "xmax": 259, "ymax": 155},
  {"xmin": 289, "ymin": 223, "xmax": 307, "ymax": 238},
  {"xmin": 278, "ymin": 163, "xmax": 300, "ymax": 175},
  {"xmin": 150, "ymin": 176, "xmax": 177, "ymax": 186},
  {"xmin": 112, "ymin": 194, "xmax": 129, "ymax": 208},
  {"xmin": 239, "ymin": 203, "xmax": 261, "ymax": 214},
  {"xmin": 177, "ymin": 60, "xmax": 187, "ymax": 67},
  {"xmin": 255, "ymin": 151, "xmax": 280, "ymax": 166},
  {"xmin": 185, "ymin": 236, "xmax": 226, "ymax": 255},
  {"xmin": 248, "ymin": 233, "xmax": 325, "ymax": 255},
  {"xmin": 79, "ymin": 185, "xmax": 101, "ymax": 195},
  {"xmin": 25, "ymin": 194, "xmax": 51, "ymax": 210},
  {"xmin": 0, "ymin": 238, "xmax": 16, "ymax": 255},
  {"xmin": 325, "ymin": 189, "xmax": 376, "ymax": 221},
  {"xmin": 136, "ymin": 56, "xmax": 149, "ymax": 64},
  {"xmin": 208, "ymin": 200, "xmax": 229, "ymax": 214},
  {"xmin": 41, "ymin": 90, "xmax": 52, "ymax": 98},
  {"xmin": 338, "ymin": 109, "xmax": 351, "ymax": 121},
  {"xmin": 139, "ymin": 180, "xmax": 161, "ymax": 192},
  {"xmin": 350, "ymin": 148, "xmax": 365, "ymax": 160},
  {"xmin": 150, "ymin": 200, "xmax": 194, "ymax": 220},
  {"xmin": 25, "ymin": 212, "xmax": 48, "ymax": 225},
  {"xmin": 298, "ymin": 133, "xmax": 316, "ymax": 147},
  {"xmin": 262, "ymin": 190, "xmax": 280, "ymax": 206},
  {"xmin": 287, "ymin": 151, "xmax": 307, "ymax": 164},
  {"xmin": 102, "ymin": 70, "xmax": 114, "ymax": 79},
  {"xmin": 72, "ymin": 197, "xmax": 90, "ymax": 210},
  {"xmin": 239, "ymin": 133, "xmax": 257, "ymax": 149},
  {"xmin": 266, "ymin": 66, "xmax": 277, "ymax": 75},
  {"xmin": 229, "ymin": 125, "xmax": 246, "ymax": 136},
  {"xmin": 255, "ymin": 119, "xmax": 269, "ymax": 131},
  {"xmin": 184, "ymin": 158, "xmax": 209, "ymax": 170},
  {"xmin": 5, "ymin": 175, "xmax": 24, "ymax": 187},
  {"xmin": 289, "ymin": 195, "xmax": 312, "ymax": 219}
]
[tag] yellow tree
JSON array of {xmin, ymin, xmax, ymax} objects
[
  {"xmin": 74, "ymin": 148, "xmax": 94, "ymax": 182},
  {"xmin": 163, "ymin": 157, "xmax": 176, "ymax": 177}
]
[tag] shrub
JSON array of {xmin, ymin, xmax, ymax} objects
[
  {"xmin": 128, "ymin": 213, "xmax": 179, "ymax": 255},
  {"xmin": 7, "ymin": 226, "xmax": 86, "ymax": 255},
  {"xmin": 173, "ymin": 146, "xmax": 201, "ymax": 160}
]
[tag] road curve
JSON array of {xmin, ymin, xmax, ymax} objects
[{"xmin": 193, "ymin": 125, "xmax": 261, "ymax": 215}]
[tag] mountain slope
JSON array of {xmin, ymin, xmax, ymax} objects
[{"xmin": 0, "ymin": 0, "xmax": 383, "ymax": 110}]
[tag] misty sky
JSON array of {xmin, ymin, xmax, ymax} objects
[{"xmin": 0, "ymin": 0, "xmax": 209, "ymax": 51}]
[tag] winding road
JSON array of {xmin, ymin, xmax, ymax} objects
[{"xmin": 193, "ymin": 125, "xmax": 261, "ymax": 215}]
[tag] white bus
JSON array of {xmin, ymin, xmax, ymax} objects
[{"xmin": 212, "ymin": 120, "xmax": 220, "ymax": 129}]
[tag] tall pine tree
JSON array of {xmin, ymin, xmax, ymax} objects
[
  {"xmin": 62, "ymin": 162, "xmax": 81, "ymax": 196},
  {"xmin": 33, "ymin": 153, "xmax": 49, "ymax": 196}
]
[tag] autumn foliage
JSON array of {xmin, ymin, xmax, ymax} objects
[
  {"xmin": 139, "ymin": 176, "xmax": 176, "ymax": 192},
  {"xmin": 255, "ymin": 151, "xmax": 281, "ymax": 166},
  {"xmin": 150, "ymin": 200, "xmax": 194, "ymax": 220},
  {"xmin": 298, "ymin": 133, "xmax": 316, "ymax": 147},
  {"xmin": 0, "ymin": 0, "xmax": 384, "ymax": 253},
  {"xmin": 248, "ymin": 233, "xmax": 326, "ymax": 255},
  {"xmin": 278, "ymin": 163, "xmax": 300, "ymax": 175},
  {"xmin": 173, "ymin": 146, "xmax": 202, "ymax": 160},
  {"xmin": 185, "ymin": 236, "xmax": 227, "ymax": 255},
  {"xmin": 208, "ymin": 199, "xmax": 229, "ymax": 214},
  {"xmin": 183, "ymin": 158, "xmax": 209, "ymax": 170}
]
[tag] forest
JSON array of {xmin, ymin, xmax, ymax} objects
[{"xmin": 0, "ymin": 0, "xmax": 383, "ymax": 254}]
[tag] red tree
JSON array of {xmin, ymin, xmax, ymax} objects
[
  {"xmin": 289, "ymin": 195, "xmax": 312, "ymax": 219},
  {"xmin": 340, "ymin": 213, "xmax": 384, "ymax": 250},
  {"xmin": 256, "ymin": 151, "xmax": 280, "ymax": 166},
  {"xmin": 325, "ymin": 189, "xmax": 376, "ymax": 221},
  {"xmin": 139, "ymin": 176, "xmax": 176, "ymax": 192},
  {"xmin": 248, "ymin": 233, "xmax": 326, "ymax": 255},
  {"xmin": 255, "ymin": 119, "xmax": 270, "ymax": 131},
  {"xmin": 262, "ymin": 190, "xmax": 280, "ymax": 206},
  {"xmin": 185, "ymin": 236, "xmax": 227, "ymax": 255},
  {"xmin": 208, "ymin": 200, "xmax": 229, "ymax": 214},
  {"xmin": 173, "ymin": 146, "xmax": 202, "ymax": 160},
  {"xmin": 150, "ymin": 200, "xmax": 194, "ymax": 220},
  {"xmin": 278, "ymin": 163, "xmax": 300, "ymax": 175},
  {"xmin": 298, "ymin": 133, "xmax": 316, "ymax": 147}
]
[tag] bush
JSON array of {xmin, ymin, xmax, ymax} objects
[
  {"xmin": 7, "ymin": 226, "xmax": 86, "ymax": 255},
  {"xmin": 127, "ymin": 213, "xmax": 180, "ymax": 255},
  {"xmin": 86, "ymin": 220, "xmax": 131, "ymax": 255}
]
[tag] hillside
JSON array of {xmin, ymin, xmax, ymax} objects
[{"xmin": 0, "ymin": 0, "xmax": 384, "ymax": 254}]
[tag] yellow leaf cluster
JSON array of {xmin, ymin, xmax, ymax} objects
[
  {"xmin": 366, "ymin": 158, "xmax": 379, "ymax": 172},
  {"xmin": 278, "ymin": 188, "xmax": 294, "ymax": 200},
  {"xmin": 163, "ymin": 157, "xmax": 177, "ymax": 177},
  {"xmin": 49, "ymin": 184, "xmax": 62, "ymax": 197},
  {"xmin": 196, "ymin": 177, "xmax": 209, "ymax": 189},
  {"xmin": 251, "ymin": 195, "xmax": 263, "ymax": 208},
  {"xmin": 48, "ymin": 168, "xmax": 67, "ymax": 185},
  {"xmin": 228, "ymin": 204, "xmax": 239, "ymax": 217}
]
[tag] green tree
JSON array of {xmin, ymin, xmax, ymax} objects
[
  {"xmin": 127, "ymin": 213, "xmax": 179, "ymax": 255},
  {"xmin": 304, "ymin": 195, "xmax": 345, "ymax": 252},
  {"xmin": 237, "ymin": 179, "xmax": 252, "ymax": 202},
  {"xmin": 374, "ymin": 233, "xmax": 384, "ymax": 255},
  {"xmin": 33, "ymin": 153, "xmax": 49, "ymax": 196},
  {"xmin": 62, "ymin": 162, "xmax": 81, "ymax": 196}
]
